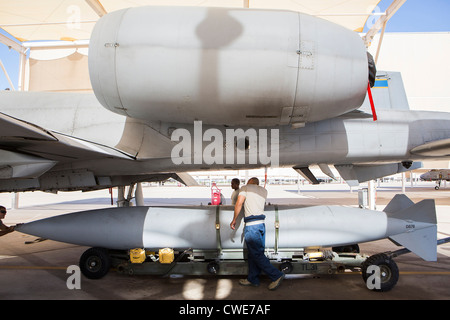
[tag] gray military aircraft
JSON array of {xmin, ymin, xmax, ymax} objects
[
  {"xmin": 420, "ymin": 169, "xmax": 450, "ymax": 189},
  {"xmin": 0, "ymin": 6, "xmax": 449, "ymax": 201},
  {"xmin": 5, "ymin": 6, "xmax": 450, "ymax": 291}
]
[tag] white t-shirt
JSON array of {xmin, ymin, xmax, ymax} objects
[{"xmin": 238, "ymin": 184, "xmax": 267, "ymax": 218}]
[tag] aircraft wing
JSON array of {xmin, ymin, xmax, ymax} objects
[
  {"xmin": 0, "ymin": 112, "xmax": 57, "ymax": 179},
  {"xmin": 0, "ymin": 111, "xmax": 134, "ymax": 163},
  {"xmin": 0, "ymin": 112, "xmax": 197, "ymax": 192},
  {"xmin": 0, "ymin": 111, "xmax": 57, "ymax": 143}
]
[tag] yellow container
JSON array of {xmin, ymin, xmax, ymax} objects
[
  {"xmin": 159, "ymin": 248, "xmax": 174, "ymax": 264},
  {"xmin": 308, "ymin": 252, "xmax": 324, "ymax": 261},
  {"xmin": 129, "ymin": 248, "xmax": 146, "ymax": 263}
]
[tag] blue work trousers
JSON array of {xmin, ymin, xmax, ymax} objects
[{"xmin": 244, "ymin": 223, "xmax": 283, "ymax": 285}]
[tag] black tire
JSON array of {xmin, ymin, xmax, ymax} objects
[
  {"xmin": 361, "ymin": 253, "xmax": 399, "ymax": 292},
  {"xmin": 79, "ymin": 247, "xmax": 111, "ymax": 279}
]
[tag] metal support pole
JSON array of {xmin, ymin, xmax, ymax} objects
[
  {"xmin": 18, "ymin": 50, "xmax": 28, "ymax": 91},
  {"xmin": 0, "ymin": 59, "xmax": 16, "ymax": 90},
  {"xmin": 401, "ymin": 172, "xmax": 406, "ymax": 193},
  {"xmin": 368, "ymin": 180, "xmax": 376, "ymax": 210},
  {"xmin": 374, "ymin": 21, "xmax": 387, "ymax": 64},
  {"xmin": 135, "ymin": 182, "xmax": 144, "ymax": 206},
  {"xmin": 11, "ymin": 192, "xmax": 19, "ymax": 210},
  {"xmin": 117, "ymin": 186, "xmax": 125, "ymax": 207}
]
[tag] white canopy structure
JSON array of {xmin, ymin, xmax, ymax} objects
[{"xmin": 1, "ymin": 0, "xmax": 388, "ymax": 42}]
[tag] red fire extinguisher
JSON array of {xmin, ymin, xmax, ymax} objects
[{"xmin": 211, "ymin": 183, "xmax": 221, "ymax": 205}]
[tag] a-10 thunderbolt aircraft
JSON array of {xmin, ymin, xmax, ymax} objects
[
  {"xmin": 0, "ymin": 6, "xmax": 449, "ymax": 195},
  {"xmin": 420, "ymin": 169, "xmax": 450, "ymax": 189},
  {"xmin": 3, "ymin": 6, "xmax": 450, "ymax": 290}
]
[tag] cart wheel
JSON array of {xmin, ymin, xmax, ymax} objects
[
  {"xmin": 279, "ymin": 261, "xmax": 293, "ymax": 274},
  {"xmin": 207, "ymin": 262, "xmax": 220, "ymax": 274},
  {"xmin": 361, "ymin": 253, "xmax": 399, "ymax": 292},
  {"xmin": 79, "ymin": 247, "xmax": 111, "ymax": 279}
]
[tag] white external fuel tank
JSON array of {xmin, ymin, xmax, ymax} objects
[
  {"xmin": 16, "ymin": 195, "xmax": 438, "ymax": 262},
  {"xmin": 89, "ymin": 6, "xmax": 369, "ymax": 127}
]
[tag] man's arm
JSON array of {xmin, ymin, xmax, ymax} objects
[
  {"xmin": 0, "ymin": 225, "xmax": 14, "ymax": 236},
  {"xmin": 230, "ymin": 194, "xmax": 245, "ymax": 230}
]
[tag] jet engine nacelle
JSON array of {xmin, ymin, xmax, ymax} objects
[{"xmin": 89, "ymin": 6, "xmax": 368, "ymax": 126}]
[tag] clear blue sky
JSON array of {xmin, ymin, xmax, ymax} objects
[
  {"xmin": 1, "ymin": 0, "xmax": 449, "ymax": 90},
  {"xmin": 370, "ymin": 0, "xmax": 450, "ymax": 32}
]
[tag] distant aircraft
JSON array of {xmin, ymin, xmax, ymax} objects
[{"xmin": 420, "ymin": 169, "xmax": 450, "ymax": 189}]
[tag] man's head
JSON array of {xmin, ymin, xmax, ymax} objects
[
  {"xmin": 231, "ymin": 178, "xmax": 240, "ymax": 190},
  {"xmin": 247, "ymin": 177, "xmax": 260, "ymax": 185},
  {"xmin": 0, "ymin": 206, "xmax": 6, "ymax": 219}
]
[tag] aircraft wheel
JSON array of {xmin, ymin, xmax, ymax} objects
[
  {"xmin": 361, "ymin": 253, "xmax": 399, "ymax": 292},
  {"xmin": 79, "ymin": 247, "xmax": 111, "ymax": 279},
  {"xmin": 435, "ymin": 186, "xmax": 440, "ymax": 190}
]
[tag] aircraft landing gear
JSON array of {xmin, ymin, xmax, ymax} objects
[
  {"xmin": 435, "ymin": 180, "xmax": 442, "ymax": 190},
  {"xmin": 117, "ymin": 183, "xmax": 145, "ymax": 206}
]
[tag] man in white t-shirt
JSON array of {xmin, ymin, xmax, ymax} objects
[{"xmin": 230, "ymin": 178, "xmax": 284, "ymax": 290}]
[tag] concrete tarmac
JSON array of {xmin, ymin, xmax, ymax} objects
[{"xmin": 1, "ymin": 181, "xmax": 449, "ymax": 302}]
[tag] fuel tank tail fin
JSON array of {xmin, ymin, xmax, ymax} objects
[
  {"xmin": 389, "ymin": 226, "xmax": 437, "ymax": 261},
  {"xmin": 386, "ymin": 196, "xmax": 437, "ymax": 261},
  {"xmin": 385, "ymin": 195, "xmax": 436, "ymax": 224},
  {"xmin": 383, "ymin": 194, "xmax": 414, "ymax": 215}
]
